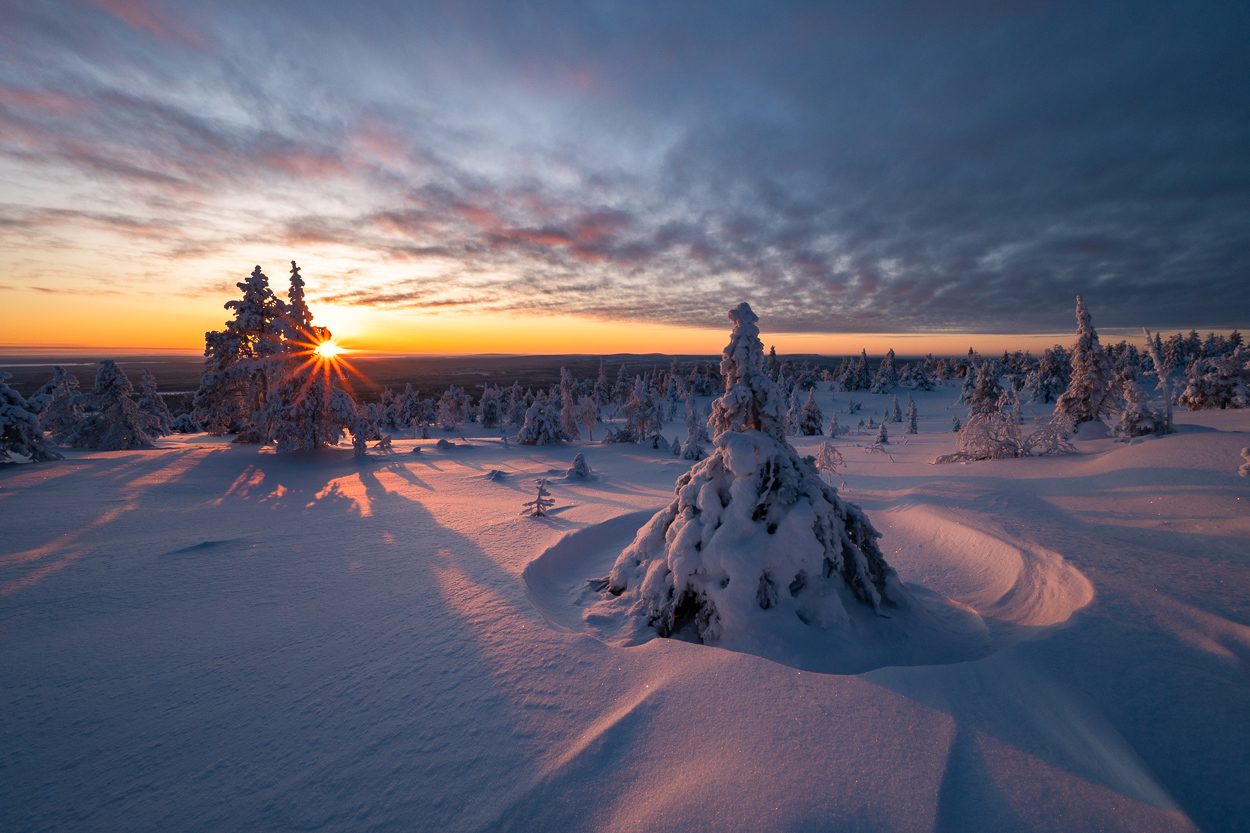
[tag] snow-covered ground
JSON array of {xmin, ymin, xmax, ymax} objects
[{"xmin": 3, "ymin": 385, "xmax": 1248, "ymax": 832}]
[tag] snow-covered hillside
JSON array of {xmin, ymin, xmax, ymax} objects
[{"xmin": 2, "ymin": 385, "xmax": 1248, "ymax": 832}]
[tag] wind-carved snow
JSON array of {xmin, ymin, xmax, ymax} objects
[
  {"xmin": 524, "ymin": 496, "xmax": 1095, "ymax": 673},
  {"xmin": 883, "ymin": 505, "xmax": 1094, "ymax": 638}
]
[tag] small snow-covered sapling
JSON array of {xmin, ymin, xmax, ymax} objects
[
  {"xmin": 567, "ymin": 453, "xmax": 591, "ymax": 479},
  {"xmin": 1240, "ymin": 448, "xmax": 1250, "ymax": 478},
  {"xmin": 522, "ymin": 478, "xmax": 555, "ymax": 517}
]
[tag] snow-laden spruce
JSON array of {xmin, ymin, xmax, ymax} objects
[
  {"xmin": 63, "ymin": 360, "xmax": 153, "ymax": 451},
  {"xmin": 1055, "ymin": 296, "xmax": 1115, "ymax": 425},
  {"xmin": 1, "ymin": 372, "xmax": 62, "ymax": 464},
  {"xmin": 591, "ymin": 302, "xmax": 904, "ymax": 645},
  {"xmin": 136, "ymin": 368, "xmax": 173, "ymax": 437}
]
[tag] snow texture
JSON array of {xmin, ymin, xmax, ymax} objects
[{"xmin": 4, "ymin": 382, "xmax": 1250, "ymax": 832}]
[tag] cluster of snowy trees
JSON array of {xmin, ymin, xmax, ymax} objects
[
  {"xmin": 190, "ymin": 262, "xmax": 377, "ymax": 453},
  {"xmin": 938, "ymin": 296, "xmax": 1249, "ymax": 461},
  {"xmin": 1, "ymin": 359, "xmax": 179, "ymax": 461}
]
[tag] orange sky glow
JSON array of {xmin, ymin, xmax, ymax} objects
[{"xmin": 0, "ymin": 284, "xmax": 1176, "ymax": 358}]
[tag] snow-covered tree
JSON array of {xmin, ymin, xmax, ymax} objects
[
  {"xmin": 1141, "ymin": 328, "xmax": 1174, "ymax": 433},
  {"xmin": 35, "ymin": 366, "xmax": 82, "ymax": 441},
  {"xmin": 347, "ymin": 402, "xmax": 381, "ymax": 457},
  {"xmin": 192, "ymin": 265, "xmax": 287, "ymax": 440},
  {"xmin": 1055, "ymin": 296, "xmax": 1115, "ymax": 424},
  {"xmin": 1176, "ymin": 351, "xmax": 1249, "ymax": 410},
  {"xmin": 902, "ymin": 362, "xmax": 935, "ymax": 391},
  {"xmin": 708, "ymin": 304, "xmax": 787, "ymax": 442},
  {"xmin": 828, "ymin": 412, "xmax": 842, "ymax": 437},
  {"xmin": 504, "ymin": 383, "xmax": 528, "ymax": 427},
  {"xmin": 814, "ymin": 442, "xmax": 845, "ymax": 484},
  {"xmin": 889, "ymin": 395, "xmax": 902, "ymax": 423},
  {"xmin": 847, "ymin": 350, "xmax": 872, "ymax": 391},
  {"xmin": 797, "ymin": 390, "xmax": 824, "ymax": 436},
  {"xmin": 517, "ymin": 391, "xmax": 567, "ymax": 446},
  {"xmin": 566, "ymin": 453, "xmax": 592, "ymax": 479},
  {"xmin": 613, "ymin": 377, "xmax": 664, "ymax": 444},
  {"xmin": 171, "ymin": 413, "xmax": 198, "ymax": 433},
  {"xmin": 936, "ymin": 411, "xmax": 1075, "ymax": 463},
  {"xmin": 613, "ymin": 364, "xmax": 631, "ymax": 407},
  {"xmin": 1028, "ymin": 345, "xmax": 1072, "ymax": 403},
  {"xmin": 522, "ymin": 479, "xmax": 555, "ymax": 517},
  {"xmin": 906, "ymin": 396, "xmax": 918, "ymax": 434},
  {"xmin": 591, "ymin": 302, "xmax": 904, "ymax": 646},
  {"xmin": 1240, "ymin": 448, "xmax": 1250, "ymax": 477},
  {"xmin": 870, "ymin": 349, "xmax": 898, "ymax": 394},
  {"xmin": 963, "ymin": 361, "xmax": 1004, "ymax": 416},
  {"xmin": 559, "ymin": 368, "xmax": 582, "ymax": 439},
  {"xmin": 136, "ymin": 368, "xmax": 173, "ymax": 437},
  {"xmin": 477, "ymin": 385, "xmax": 503, "ymax": 428},
  {"xmin": 681, "ymin": 389, "xmax": 707, "ymax": 460},
  {"xmin": 784, "ymin": 389, "xmax": 801, "ymax": 436},
  {"xmin": 1112, "ymin": 375, "xmax": 1165, "ymax": 439},
  {"xmin": 256, "ymin": 263, "xmax": 359, "ymax": 452},
  {"xmin": 874, "ymin": 423, "xmax": 889, "ymax": 445},
  {"xmin": 1, "ymin": 373, "xmax": 61, "ymax": 463},
  {"xmin": 262, "ymin": 362, "xmax": 357, "ymax": 452},
  {"xmin": 63, "ymin": 361, "xmax": 154, "ymax": 450},
  {"xmin": 436, "ymin": 386, "xmax": 471, "ymax": 431},
  {"xmin": 997, "ymin": 385, "xmax": 1023, "ymax": 426},
  {"xmin": 575, "ymin": 394, "xmax": 599, "ymax": 441}
]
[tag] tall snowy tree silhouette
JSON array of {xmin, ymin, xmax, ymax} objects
[
  {"xmin": 192, "ymin": 265, "xmax": 287, "ymax": 440},
  {"xmin": 1055, "ymin": 296, "xmax": 1115, "ymax": 425},
  {"xmin": 595, "ymin": 302, "xmax": 903, "ymax": 645},
  {"xmin": 260, "ymin": 262, "xmax": 357, "ymax": 451}
]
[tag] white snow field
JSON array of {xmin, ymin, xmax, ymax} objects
[{"xmin": 2, "ymin": 385, "xmax": 1248, "ymax": 832}]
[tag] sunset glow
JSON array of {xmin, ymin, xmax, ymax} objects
[
  {"xmin": 0, "ymin": 2, "xmax": 1244, "ymax": 355},
  {"xmin": 314, "ymin": 340, "xmax": 346, "ymax": 360}
]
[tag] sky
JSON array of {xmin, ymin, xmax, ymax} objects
[{"xmin": 1, "ymin": 0, "xmax": 1247, "ymax": 355}]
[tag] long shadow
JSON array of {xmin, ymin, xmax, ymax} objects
[{"xmin": 0, "ymin": 443, "xmax": 562, "ymax": 833}]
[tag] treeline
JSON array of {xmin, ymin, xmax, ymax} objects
[{"xmin": 2, "ymin": 264, "xmax": 1247, "ymax": 465}]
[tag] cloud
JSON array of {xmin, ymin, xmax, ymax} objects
[{"xmin": 1, "ymin": 0, "xmax": 1247, "ymax": 335}]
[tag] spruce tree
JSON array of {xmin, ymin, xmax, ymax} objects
[
  {"xmin": 192, "ymin": 265, "xmax": 287, "ymax": 439},
  {"xmin": 593, "ymin": 302, "xmax": 903, "ymax": 645},
  {"xmin": 64, "ymin": 361, "xmax": 153, "ymax": 450},
  {"xmin": 136, "ymin": 368, "xmax": 173, "ymax": 437},
  {"xmin": 36, "ymin": 366, "xmax": 82, "ymax": 441},
  {"xmin": 259, "ymin": 262, "xmax": 358, "ymax": 451},
  {"xmin": 870, "ymin": 349, "xmax": 898, "ymax": 394},
  {"xmin": 559, "ymin": 368, "xmax": 581, "ymax": 439},
  {"xmin": 906, "ymin": 396, "xmax": 918, "ymax": 434},
  {"xmin": 1, "ymin": 373, "xmax": 62, "ymax": 463},
  {"xmin": 798, "ymin": 390, "xmax": 825, "ymax": 436},
  {"xmin": 1055, "ymin": 296, "xmax": 1115, "ymax": 424}
]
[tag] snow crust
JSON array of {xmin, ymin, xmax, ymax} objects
[{"xmin": 2, "ymin": 384, "xmax": 1248, "ymax": 832}]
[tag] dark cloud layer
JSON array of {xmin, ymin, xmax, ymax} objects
[{"xmin": 1, "ymin": 0, "xmax": 1247, "ymax": 333}]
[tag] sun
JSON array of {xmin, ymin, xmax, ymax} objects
[{"xmin": 314, "ymin": 339, "xmax": 345, "ymax": 359}]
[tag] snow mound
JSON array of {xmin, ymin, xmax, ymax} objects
[{"xmin": 526, "ymin": 492, "xmax": 1096, "ymax": 673}]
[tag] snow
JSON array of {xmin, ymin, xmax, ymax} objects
[{"xmin": 2, "ymin": 383, "xmax": 1249, "ymax": 832}]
